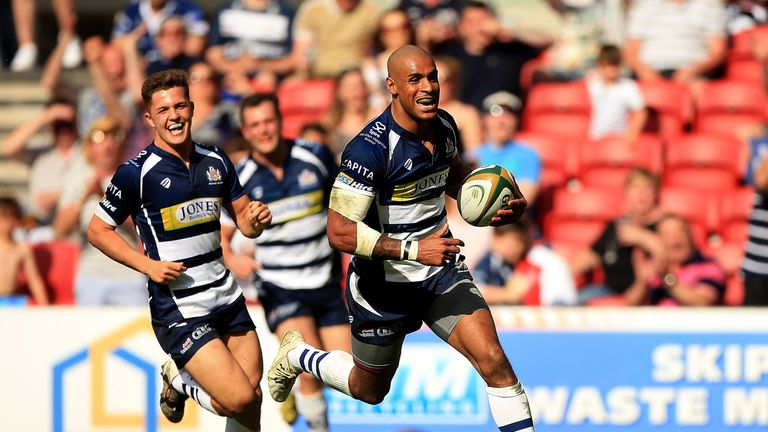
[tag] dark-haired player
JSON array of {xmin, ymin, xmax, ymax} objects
[{"xmin": 88, "ymin": 69, "xmax": 271, "ymax": 432}]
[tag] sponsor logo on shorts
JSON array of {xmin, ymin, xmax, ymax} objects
[
  {"xmin": 180, "ymin": 337, "xmax": 194, "ymax": 355},
  {"xmin": 376, "ymin": 327, "xmax": 395, "ymax": 337},
  {"xmin": 268, "ymin": 302, "xmax": 300, "ymax": 324},
  {"xmin": 358, "ymin": 329, "xmax": 375, "ymax": 338},
  {"xmin": 191, "ymin": 324, "xmax": 212, "ymax": 340}
]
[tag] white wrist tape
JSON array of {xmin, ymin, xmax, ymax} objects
[
  {"xmin": 399, "ymin": 240, "xmax": 419, "ymax": 261},
  {"xmin": 356, "ymin": 222, "xmax": 381, "ymax": 259}
]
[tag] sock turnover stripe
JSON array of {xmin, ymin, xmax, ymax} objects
[
  {"xmin": 306, "ymin": 351, "xmax": 319, "ymax": 374},
  {"xmin": 299, "ymin": 349, "xmax": 309, "ymax": 372},
  {"xmin": 500, "ymin": 418, "xmax": 534, "ymax": 432},
  {"xmin": 314, "ymin": 352, "xmax": 330, "ymax": 381}
]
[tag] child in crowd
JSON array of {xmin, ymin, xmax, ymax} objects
[
  {"xmin": 587, "ymin": 44, "xmax": 648, "ymax": 144},
  {"xmin": 0, "ymin": 197, "xmax": 48, "ymax": 305}
]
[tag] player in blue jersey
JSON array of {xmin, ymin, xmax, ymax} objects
[
  {"xmin": 266, "ymin": 45, "xmax": 536, "ymax": 432},
  {"xmin": 87, "ymin": 69, "xmax": 272, "ymax": 432},
  {"xmin": 221, "ymin": 93, "xmax": 349, "ymax": 432}
]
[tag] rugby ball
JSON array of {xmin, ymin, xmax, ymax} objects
[{"xmin": 457, "ymin": 165, "xmax": 517, "ymax": 227}]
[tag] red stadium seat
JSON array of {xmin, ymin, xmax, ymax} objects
[
  {"xmin": 694, "ymin": 80, "xmax": 768, "ymax": 136},
  {"xmin": 638, "ymin": 80, "xmax": 693, "ymax": 139},
  {"xmin": 523, "ymin": 82, "xmax": 591, "ymax": 138},
  {"xmin": 544, "ymin": 187, "xmax": 623, "ymax": 248},
  {"xmin": 718, "ymin": 186, "xmax": 755, "ymax": 243},
  {"xmin": 27, "ymin": 241, "xmax": 79, "ymax": 305},
  {"xmin": 705, "ymin": 243, "xmax": 746, "ymax": 306},
  {"xmin": 514, "ymin": 131, "xmax": 577, "ymax": 189},
  {"xmin": 725, "ymin": 59, "xmax": 763, "ymax": 86},
  {"xmin": 276, "ymin": 79, "xmax": 336, "ymax": 138},
  {"xmin": 728, "ymin": 25, "xmax": 768, "ymax": 61},
  {"xmin": 724, "ymin": 275, "xmax": 745, "ymax": 306},
  {"xmin": 664, "ymin": 133, "xmax": 744, "ymax": 191},
  {"xmin": 578, "ymin": 134, "xmax": 664, "ymax": 190},
  {"xmin": 659, "ymin": 187, "xmax": 717, "ymax": 245}
]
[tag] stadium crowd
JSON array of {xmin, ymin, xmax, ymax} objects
[{"xmin": 1, "ymin": 0, "xmax": 768, "ymax": 308}]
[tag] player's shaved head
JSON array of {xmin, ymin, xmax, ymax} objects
[
  {"xmin": 387, "ymin": 44, "xmax": 433, "ymax": 81},
  {"xmin": 385, "ymin": 45, "xmax": 440, "ymax": 128}
]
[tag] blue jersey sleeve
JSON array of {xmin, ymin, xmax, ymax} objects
[
  {"xmin": 97, "ymin": 163, "xmax": 140, "ymax": 226},
  {"xmin": 333, "ymin": 135, "xmax": 387, "ymax": 197},
  {"xmin": 221, "ymin": 149, "xmax": 245, "ymax": 203}
]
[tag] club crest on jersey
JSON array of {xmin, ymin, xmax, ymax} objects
[
  {"xmin": 251, "ymin": 186, "xmax": 264, "ymax": 199},
  {"xmin": 298, "ymin": 168, "xmax": 318, "ymax": 188},
  {"xmin": 206, "ymin": 166, "xmax": 222, "ymax": 184}
]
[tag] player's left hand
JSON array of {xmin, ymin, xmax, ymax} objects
[
  {"xmin": 490, "ymin": 197, "xmax": 527, "ymax": 226},
  {"xmin": 247, "ymin": 200, "xmax": 272, "ymax": 234}
]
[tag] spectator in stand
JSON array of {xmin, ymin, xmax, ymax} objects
[
  {"xmin": 146, "ymin": 17, "xmax": 199, "ymax": 75},
  {"xmin": 362, "ymin": 8, "xmax": 416, "ymax": 111},
  {"xmin": 624, "ymin": 0, "xmax": 727, "ymax": 83},
  {"xmin": 9, "ymin": 0, "xmax": 81, "ymax": 71},
  {"xmin": 206, "ymin": 0, "xmax": 295, "ymax": 81},
  {"xmin": 112, "ymin": 0, "xmax": 209, "ymax": 64},
  {"xmin": 81, "ymin": 36, "xmax": 150, "ymax": 160},
  {"xmin": 631, "ymin": 215, "xmax": 725, "ymax": 306},
  {"xmin": 470, "ymin": 91, "xmax": 541, "ymax": 205},
  {"xmin": 434, "ymin": 1, "xmax": 551, "ymax": 109},
  {"xmin": 533, "ymin": 0, "xmax": 628, "ymax": 82},
  {"xmin": 0, "ymin": 197, "xmax": 48, "ymax": 305},
  {"xmin": 475, "ymin": 217, "xmax": 577, "ymax": 306},
  {"xmin": 323, "ymin": 68, "xmax": 376, "ymax": 159},
  {"xmin": 54, "ymin": 117, "xmax": 148, "ymax": 305},
  {"xmin": 399, "ymin": 0, "xmax": 466, "ymax": 50},
  {"xmin": 587, "ymin": 44, "xmax": 648, "ymax": 144},
  {"xmin": 292, "ymin": 0, "xmax": 382, "ymax": 78},
  {"xmin": 570, "ymin": 167, "xmax": 665, "ymax": 305},
  {"xmin": 435, "ymin": 55, "xmax": 482, "ymax": 152},
  {"xmin": 1, "ymin": 98, "xmax": 80, "ymax": 225},
  {"xmin": 726, "ymin": 0, "xmax": 768, "ymax": 35},
  {"xmin": 188, "ymin": 61, "xmax": 240, "ymax": 149},
  {"xmin": 743, "ymin": 143, "xmax": 768, "ymax": 305},
  {"xmin": 300, "ymin": 123, "xmax": 331, "ymax": 148}
]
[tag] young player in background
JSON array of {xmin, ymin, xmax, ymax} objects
[{"xmin": 88, "ymin": 69, "xmax": 271, "ymax": 432}]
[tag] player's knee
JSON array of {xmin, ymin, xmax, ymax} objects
[
  {"xmin": 356, "ymin": 386, "xmax": 389, "ymax": 405},
  {"xmin": 220, "ymin": 388, "xmax": 261, "ymax": 417},
  {"xmin": 477, "ymin": 345, "xmax": 515, "ymax": 386}
]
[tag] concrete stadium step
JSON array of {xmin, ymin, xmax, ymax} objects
[
  {"xmin": 0, "ymin": 159, "xmax": 31, "ymax": 185},
  {"xmin": 0, "ymin": 105, "xmax": 45, "ymax": 131}
]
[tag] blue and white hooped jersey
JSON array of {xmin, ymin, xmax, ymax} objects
[
  {"xmin": 228, "ymin": 140, "xmax": 338, "ymax": 290},
  {"xmin": 335, "ymin": 107, "xmax": 460, "ymax": 283},
  {"xmin": 95, "ymin": 142, "xmax": 245, "ymax": 323}
]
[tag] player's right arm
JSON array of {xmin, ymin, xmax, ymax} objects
[
  {"xmin": 87, "ymin": 164, "xmax": 185, "ymax": 284},
  {"xmin": 327, "ymin": 138, "xmax": 463, "ymax": 266}
]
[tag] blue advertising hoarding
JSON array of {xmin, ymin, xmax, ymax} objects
[{"xmin": 291, "ymin": 310, "xmax": 768, "ymax": 432}]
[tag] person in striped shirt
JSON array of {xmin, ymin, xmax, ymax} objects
[
  {"xmin": 88, "ymin": 69, "xmax": 272, "ymax": 432},
  {"xmin": 267, "ymin": 45, "xmax": 537, "ymax": 432},
  {"xmin": 222, "ymin": 93, "xmax": 349, "ymax": 432}
]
